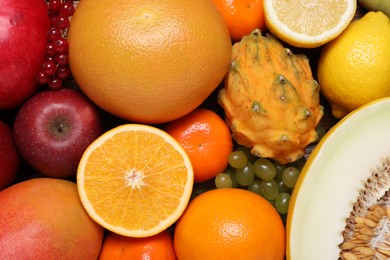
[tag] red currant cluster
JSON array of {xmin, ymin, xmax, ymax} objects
[{"xmin": 37, "ymin": 0, "xmax": 74, "ymax": 89}]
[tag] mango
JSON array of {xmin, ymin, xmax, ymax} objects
[{"xmin": 0, "ymin": 178, "xmax": 104, "ymax": 259}]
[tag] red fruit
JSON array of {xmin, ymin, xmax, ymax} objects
[
  {"xmin": 0, "ymin": 120, "xmax": 20, "ymax": 190},
  {"xmin": 12, "ymin": 88, "xmax": 103, "ymax": 179},
  {"xmin": 0, "ymin": 0, "xmax": 50, "ymax": 110},
  {"xmin": 0, "ymin": 178, "xmax": 104, "ymax": 259}
]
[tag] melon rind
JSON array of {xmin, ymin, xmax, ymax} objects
[{"xmin": 287, "ymin": 97, "xmax": 390, "ymax": 259}]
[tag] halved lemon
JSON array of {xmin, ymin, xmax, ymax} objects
[
  {"xmin": 264, "ymin": 0, "xmax": 357, "ymax": 48},
  {"xmin": 77, "ymin": 124, "xmax": 194, "ymax": 237}
]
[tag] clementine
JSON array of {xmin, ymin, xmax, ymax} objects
[
  {"xmin": 98, "ymin": 230, "xmax": 176, "ymax": 260},
  {"xmin": 68, "ymin": 0, "xmax": 232, "ymax": 124},
  {"xmin": 164, "ymin": 108, "xmax": 233, "ymax": 183},
  {"xmin": 211, "ymin": 0, "xmax": 266, "ymax": 42},
  {"xmin": 174, "ymin": 188, "xmax": 286, "ymax": 260}
]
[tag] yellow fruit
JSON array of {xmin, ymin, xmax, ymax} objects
[
  {"xmin": 68, "ymin": 0, "xmax": 231, "ymax": 124},
  {"xmin": 263, "ymin": 0, "xmax": 357, "ymax": 48},
  {"xmin": 318, "ymin": 11, "xmax": 390, "ymax": 119},
  {"xmin": 174, "ymin": 188, "xmax": 286, "ymax": 260},
  {"xmin": 77, "ymin": 124, "xmax": 194, "ymax": 238}
]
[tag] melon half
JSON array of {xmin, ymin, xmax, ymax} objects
[{"xmin": 287, "ymin": 97, "xmax": 390, "ymax": 259}]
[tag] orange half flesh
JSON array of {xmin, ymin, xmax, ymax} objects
[{"xmin": 77, "ymin": 124, "xmax": 194, "ymax": 237}]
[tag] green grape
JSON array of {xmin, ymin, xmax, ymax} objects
[
  {"xmin": 236, "ymin": 146, "xmax": 257, "ymax": 163},
  {"xmin": 273, "ymin": 161, "xmax": 286, "ymax": 180},
  {"xmin": 260, "ymin": 179, "xmax": 279, "ymax": 201},
  {"xmin": 275, "ymin": 178, "xmax": 290, "ymax": 194},
  {"xmin": 247, "ymin": 179, "xmax": 263, "ymax": 196},
  {"xmin": 253, "ymin": 158, "xmax": 276, "ymax": 181},
  {"xmin": 228, "ymin": 150, "xmax": 248, "ymax": 169},
  {"xmin": 282, "ymin": 166, "xmax": 300, "ymax": 188},
  {"xmin": 225, "ymin": 167, "xmax": 238, "ymax": 188},
  {"xmin": 235, "ymin": 162, "xmax": 255, "ymax": 186},
  {"xmin": 275, "ymin": 192, "xmax": 291, "ymax": 214},
  {"xmin": 214, "ymin": 173, "xmax": 233, "ymax": 189}
]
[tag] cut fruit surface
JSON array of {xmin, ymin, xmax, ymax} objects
[
  {"xmin": 77, "ymin": 124, "xmax": 194, "ymax": 238},
  {"xmin": 264, "ymin": 0, "xmax": 357, "ymax": 48},
  {"xmin": 287, "ymin": 98, "xmax": 390, "ymax": 259}
]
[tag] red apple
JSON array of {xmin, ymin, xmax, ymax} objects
[
  {"xmin": 0, "ymin": 120, "xmax": 20, "ymax": 190},
  {"xmin": 13, "ymin": 88, "xmax": 103, "ymax": 179},
  {"xmin": 0, "ymin": 0, "xmax": 50, "ymax": 110}
]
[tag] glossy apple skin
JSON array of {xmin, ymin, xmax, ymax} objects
[
  {"xmin": 0, "ymin": 0, "xmax": 50, "ymax": 110},
  {"xmin": 13, "ymin": 88, "xmax": 103, "ymax": 179},
  {"xmin": 0, "ymin": 121, "xmax": 20, "ymax": 190}
]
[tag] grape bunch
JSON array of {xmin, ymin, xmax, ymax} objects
[
  {"xmin": 37, "ymin": 0, "xmax": 75, "ymax": 89},
  {"xmin": 214, "ymin": 146, "xmax": 306, "ymax": 216}
]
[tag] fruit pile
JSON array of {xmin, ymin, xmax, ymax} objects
[{"xmin": 1, "ymin": 0, "xmax": 390, "ymax": 259}]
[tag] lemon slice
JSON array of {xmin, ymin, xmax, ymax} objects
[
  {"xmin": 264, "ymin": 0, "xmax": 357, "ymax": 48},
  {"xmin": 77, "ymin": 124, "xmax": 194, "ymax": 237}
]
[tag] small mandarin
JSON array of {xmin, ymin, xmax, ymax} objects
[
  {"xmin": 165, "ymin": 108, "xmax": 233, "ymax": 183},
  {"xmin": 211, "ymin": 0, "xmax": 266, "ymax": 42}
]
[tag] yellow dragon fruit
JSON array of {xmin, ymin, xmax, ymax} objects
[{"xmin": 218, "ymin": 29, "xmax": 324, "ymax": 164}]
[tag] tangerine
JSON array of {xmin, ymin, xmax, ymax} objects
[
  {"xmin": 98, "ymin": 230, "xmax": 176, "ymax": 260},
  {"xmin": 211, "ymin": 0, "xmax": 266, "ymax": 42},
  {"xmin": 174, "ymin": 188, "xmax": 286, "ymax": 260},
  {"xmin": 68, "ymin": 0, "xmax": 231, "ymax": 124},
  {"xmin": 164, "ymin": 108, "xmax": 233, "ymax": 183}
]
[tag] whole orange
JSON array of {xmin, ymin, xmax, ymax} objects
[
  {"xmin": 211, "ymin": 0, "xmax": 266, "ymax": 42},
  {"xmin": 164, "ymin": 108, "xmax": 233, "ymax": 182},
  {"xmin": 68, "ymin": 0, "xmax": 232, "ymax": 124},
  {"xmin": 174, "ymin": 188, "xmax": 286, "ymax": 260},
  {"xmin": 98, "ymin": 230, "xmax": 176, "ymax": 260}
]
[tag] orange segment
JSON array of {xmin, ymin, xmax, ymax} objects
[{"xmin": 77, "ymin": 124, "xmax": 193, "ymax": 238}]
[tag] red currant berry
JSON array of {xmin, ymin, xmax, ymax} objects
[
  {"xmin": 48, "ymin": 27, "xmax": 62, "ymax": 41},
  {"xmin": 42, "ymin": 60, "xmax": 57, "ymax": 76},
  {"xmin": 51, "ymin": 14, "xmax": 69, "ymax": 30},
  {"xmin": 56, "ymin": 65, "xmax": 72, "ymax": 80},
  {"xmin": 60, "ymin": 2, "xmax": 75, "ymax": 17},
  {"xmin": 37, "ymin": 71, "xmax": 50, "ymax": 85},
  {"xmin": 53, "ymin": 37, "xmax": 69, "ymax": 53},
  {"xmin": 48, "ymin": 77, "xmax": 62, "ymax": 90},
  {"xmin": 55, "ymin": 53, "xmax": 69, "ymax": 66}
]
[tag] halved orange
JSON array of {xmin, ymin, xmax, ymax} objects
[
  {"xmin": 77, "ymin": 124, "xmax": 194, "ymax": 238},
  {"xmin": 264, "ymin": 0, "xmax": 357, "ymax": 48}
]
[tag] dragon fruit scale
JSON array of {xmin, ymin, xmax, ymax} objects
[{"xmin": 218, "ymin": 29, "xmax": 324, "ymax": 164}]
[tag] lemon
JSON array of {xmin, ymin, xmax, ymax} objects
[
  {"xmin": 318, "ymin": 11, "xmax": 390, "ymax": 119},
  {"xmin": 263, "ymin": 0, "xmax": 357, "ymax": 48}
]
